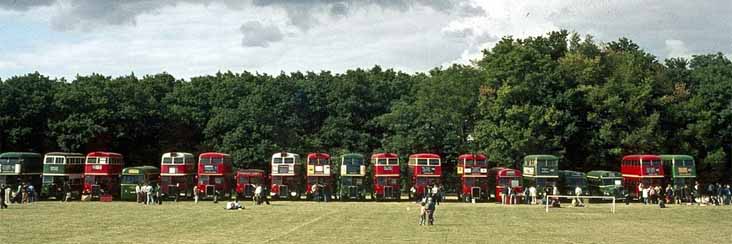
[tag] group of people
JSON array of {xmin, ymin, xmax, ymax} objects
[
  {"xmin": 412, "ymin": 184, "xmax": 444, "ymax": 205},
  {"xmin": 135, "ymin": 183, "xmax": 162, "ymax": 205},
  {"xmin": 225, "ymin": 184, "xmax": 271, "ymax": 210},
  {"xmin": 310, "ymin": 183, "xmax": 331, "ymax": 202},
  {"xmin": 636, "ymin": 182, "xmax": 732, "ymax": 206},
  {"xmin": 417, "ymin": 186, "xmax": 441, "ymax": 225},
  {"xmin": 0, "ymin": 182, "xmax": 37, "ymax": 207}
]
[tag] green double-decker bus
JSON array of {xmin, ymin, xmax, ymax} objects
[
  {"xmin": 586, "ymin": 170, "xmax": 623, "ymax": 197},
  {"xmin": 660, "ymin": 155, "xmax": 696, "ymax": 188},
  {"xmin": 522, "ymin": 155, "xmax": 559, "ymax": 195},
  {"xmin": 0, "ymin": 152, "xmax": 43, "ymax": 193},
  {"xmin": 338, "ymin": 153, "xmax": 367, "ymax": 200},
  {"xmin": 41, "ymin": 152, "xmax": 85, "ymax": 199},
  {"xmin": 120, "ymin": 166, "xmax": 160, "ymax": 201}
]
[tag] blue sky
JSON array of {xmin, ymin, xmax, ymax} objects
[{"xmin": 1, "ymin": 0, "xmax": 730, "ymax": 80}]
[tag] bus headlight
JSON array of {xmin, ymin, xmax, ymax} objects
[
  {"xmin": 290, "ymin": 192, "xmax": 297, "ymax": 197},
  {"xmin": 270, "ymin": 192, "xmax": 276, "ymax": 196}
]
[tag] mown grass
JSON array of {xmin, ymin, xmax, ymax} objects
[{"xmin": 1, "ymin": 200, "xmax": 731, "ymax": 243}]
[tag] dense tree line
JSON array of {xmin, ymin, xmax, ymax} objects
[{"xmin": 1, "ymin": 30, "xmax": 731, "ymax": 181}]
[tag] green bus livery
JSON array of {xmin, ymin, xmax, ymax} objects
[{"xmin": 120, "ymin": 166, "xmax": 161, "ymax": 201}]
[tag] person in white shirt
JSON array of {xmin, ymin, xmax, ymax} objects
[
  {"xmin": 135, "ymin": 184, "xmax": 142, "ymax": 204},
  {"xmin": 254, "ymin": 184, "xmax": 263, "ymax": 205},
  {"xmin": 574, "ymin": 186, "xmax": 584, "ymax": 206},
  {"xmin": 642, "ymin": 187, "xmax": 650, "ymax": 205},
  {"xmin": 145, "ymin": 184, "xmax": 154, "ymax": 205},
  {"xmin": 529, "ymin": 186, "xmax": 537, "ymax": 205}
]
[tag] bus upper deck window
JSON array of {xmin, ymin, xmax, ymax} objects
[{"xmin": 428, "ymin": 159, "xmax": 439, "ymax": 166}]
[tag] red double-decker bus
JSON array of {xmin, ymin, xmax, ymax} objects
[
  {"xmin": 372, "ymin": 153, "xmax": 400, "ymax": 201},
  {"xmin": 160, "ymin": 152, "xmax": 196, "ymax": 199},
  {"xmin": 621, "ymin": 154, "xmax": 664, "ymax": 198},
  {"xmin": 83, "ymin": 151, "xmax": 124, "ymax": 198},
  {"xmin": 408, "ymin": 153, "xmax": 442, "ymax": 200},
  {"xmin": 271, "ymin": 152, "xmax": 302, "ymax": 199},
  {"xmin": 235, "ymin": 169, "xmax": 266, "ymax": 199},
  {"xmin": 305, "ymin": 153, "xmax": 333, "ymax": 200},
  {"xmin": 197, "ymin": 152, "xmax": 233, "ymax": 199},
  {"xmin": 487, "ymin": 167, "xmax": 523, "ymax": 203},
  {"xmin": 457, "ymin": 154, "xmax": 489, "ymax": 202}
]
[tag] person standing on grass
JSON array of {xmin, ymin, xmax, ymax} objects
[
  {"xmin": 529, "ymin": 186, "xmax": 537, "ymax": 205},
  {"xmin": 637, "ymin": 183, "xmax": 644, "ymax": 203},
  {"xmin": 426, "ymin": 196, "xmax": 436, "ymax": 225},
  {"xmin": 135, "ymin": 184, "xmax": 142, "ymax": 204},
  {"xmin": 155, "ymin": 184, "xmax": 162, "ymax": 205},
  {"xmin": 146, "ymin": 183, "xmax": 154, "ymax": 205},
  {"xmin": 642, "ymin": 187, "xmax": 649, "ymax": 205},
  {"xmin": 432, "ymin": 184, "xmax": 440, "ymax": 205},
  {"xmin": 418, "ymin": 198, "xmax": 427, "ymax": 225},
  {"xmin": 0, "ymin": 184, "xmax": 7, "ymax": 209},
  {"xmin": 193, "ymin": 185, "xmax": 200, "ymax": 204}
]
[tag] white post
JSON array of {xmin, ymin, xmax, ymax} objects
[
  {"xmin": 545, "ymin": 195, "xmax": 549, "ymax": 213},
  {"xmin": 612, "ymin": 197, "xmax": 616, "ymax": 214}
]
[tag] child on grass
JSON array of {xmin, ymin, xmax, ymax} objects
[{"xmin": 419, "ymin": 198, "xmax": 427, "ymax": 225}]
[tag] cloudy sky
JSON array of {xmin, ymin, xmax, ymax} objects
[{"xmin": 0, "ymin": 0, "xmax": 730, "ymax": 80}]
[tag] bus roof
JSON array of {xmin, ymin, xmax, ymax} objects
[
  {"xmin": 122, "ymin": 166, "xmax": 160, "ymax": 175},
  {"xmin": 659, "ymin": 155, "xmax": 694, "ymax": 161},
  {"xmin": 307, "ymin": 153, "xmax": 330, "ymax": 159},
  {"xmin": 622, "ymin": 154, "xmax": 660, "ymax": 161},
  {"xmin": 371, "ymin": 153, "xmax": 398, "ymax": 159},
  {"xmin": 409, "ymin": 153, "xmax": 440, "ymax": 159},
  {"xmin": 0, "ymin": 152, "xmax": 42, "ymax": 158},
  {"xmin": 44, "ymin": 152, "xmax": 84, "ymax": 157},
  {"xmin": 586, "ymin": 170, "xmax": 622, "ymax": 179},
  {"xmin": 162, "ymin": 152, "xmax": 194, "ymax": 158},
  {"xmin": 272, "ymin": 152, "xmax": 298, "ymax": 158},
  {"xmin": 489, "ymin": 167, "xmax": 521, "ymax": 177},
  {"xmin": 199, "ymin": 152, "xmax": 230, "ymax": 158},
  {"xmin": 458, "ymin": 154, "xmax": 487, "ymax": 161},
  {"xmin": 341, "ymin": 153, "xmax": 365, "ymax": 159},
  {"xmin": 86, "ymin": 151, "xmax": 123, "ymax": 158},
  {"xmin": 558, "ymin": 170, "xmax": 586, "ymax": 178},
  {"xmin": 523, "ymin": 155, "xmax": 559, "ymax": 161}
]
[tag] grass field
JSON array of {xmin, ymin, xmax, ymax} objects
[{"xmin": 1, "ymin": 200, "xmax": 731, "ymax": 244}]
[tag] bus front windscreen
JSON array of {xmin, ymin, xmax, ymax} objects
[
  {"xmin": 121, "ymin": 175, "xmax": 144, "ymax": 184},
  {"xmin": 602, "ymin": 179, "xmax": 621, "ymax": 186}
]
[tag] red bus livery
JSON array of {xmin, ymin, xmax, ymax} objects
[
  {"xmin": 457, "ymin": 154, "xmax": 489, "ymax": 202},
  {"xmin": 621, "ymin": 154, "xmax": 664, "ymax": 198},
  {"xmin": 197, "ymin": 152, "xmax": 233, "ymax": 199},
  {"xmin": 160, "ymin": 152, "xmax": 196, "ymax": 199},
  {"xmin": 236, "ymin": 169, "xmax": 266, "ymax": 199},
  {"xmin": 305, "ymin": 153, "xmax": 333, "ymax": 200},
  {"xmin": 271, "ymin": 152, "xmax": 302, "ymax": 199},
  {"xmin": 487, "ymin": 167, "xmax": 523, "ymax": 203},
  {"xmin": 372, "ymin": 153, "xmax": 400, "ymax": 200},
  {"xmin": 408, "ymin": 153, "xmax": 442, "ymax": 200},
  {"xmin": 83, "ymin": 151, "xmax": 124, "ymax": 198}
]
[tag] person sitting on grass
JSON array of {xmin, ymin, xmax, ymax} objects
[{"xmin": 225, "ymin": 200, "xmax": 243, "ymax": 210}]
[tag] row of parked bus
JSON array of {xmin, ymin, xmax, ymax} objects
[{"xmin": 0, "ymin": 151, "xmax": 696, "ymax": 202}]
